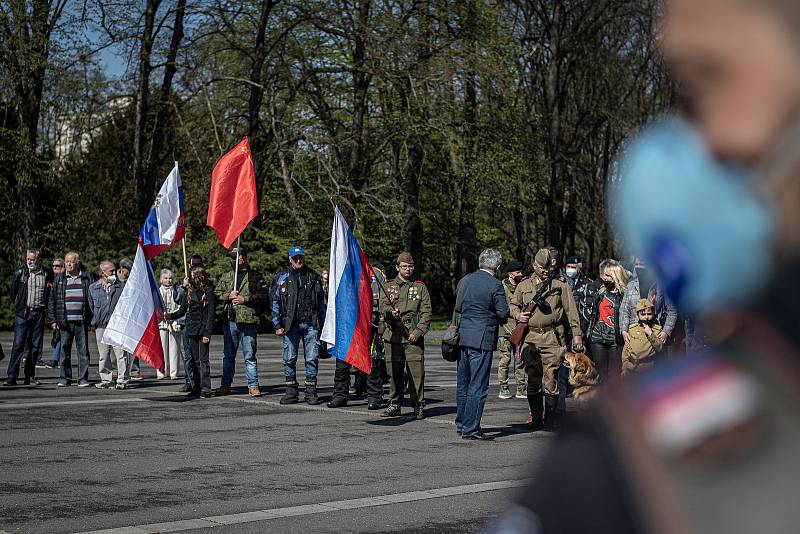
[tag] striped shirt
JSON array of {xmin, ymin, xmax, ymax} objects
[
  {"xmin": 26, "ymin": 269, "xmax": 46, "ymax": 308},
  {"xmin": 65, "ymin": 275, "xmax": 85, "ymax": 322}
]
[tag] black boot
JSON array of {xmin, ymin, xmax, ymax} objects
[
  {"xmin": 527, "ymin": 392, "xmax": 544, "ymax": 430},
  {"xmin": 280, "ymin": 383, "xmax": 299, "ymax": 405},
  {"xmin": 544, "ymin": 394, "xmax": 560, "ymax": 431},
  {"xmin": 413, "ymin": 403, "xmax": 425, "ymax": 420},
  {"xmin": 305, "ymin": 380, "xmax": 319, "ymax": 405}
]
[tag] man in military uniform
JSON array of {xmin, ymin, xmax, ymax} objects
[
  {"xmin": 497, "ymin": 261, "xmax": 526, "ymax": 400},
  {"xmin": 509, "ymin": 248, "xmax": 583, "ymax": 430},
  {"xmin": 379, "ymin": 252, "xmax": 431, "ymax": 420},
  {"xmin": 215, "ymin": 247, "xmax": 268, "ymax": 397}
]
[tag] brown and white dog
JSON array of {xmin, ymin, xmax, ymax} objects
[{"xmin": 564, "ymin": 351, "xmax": 600, "ymax": 407}]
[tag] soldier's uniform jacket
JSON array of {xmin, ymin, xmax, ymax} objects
[
  {"xmin": 621, "ymin": 322, "xmax": 663, "ymax": 372},
  {"xmin": 509, "ymin": 275, "xmax": 581, "ymax": 343},
  {"xmin": 379, "ymin": 276, "xmax": 432, "ymax": 345},
  {"xmin": 215, "ymin": 268, "xmax": 268, "ymax": 324},
  {"xmin": 500, "ymin": 278, "xmax": 517, "ymax": 338}
]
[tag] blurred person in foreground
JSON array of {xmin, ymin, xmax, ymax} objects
[{"xmin": 493, "ymin": 1, "xmax": 800, "ymax": 532}]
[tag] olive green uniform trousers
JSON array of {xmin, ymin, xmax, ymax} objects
[{"xmin": 386, "ymin": 342, "xmax": 425, "ymax": 406}]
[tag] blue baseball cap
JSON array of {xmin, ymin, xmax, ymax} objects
[{"xmin": 289, "ymin": 246, "xmax": 305, "ymax": 258}]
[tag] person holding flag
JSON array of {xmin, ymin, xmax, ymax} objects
[
  {"xmin": 214, "ymin": 246, "xmax": 269, "ymax": 398},
  {"xmin": 320, "ymin": 208, "xmax": 379, "ymax": 410},
  {"xmin": 168, "ymin": 264, "xmax": 216, "ymax": 399}
]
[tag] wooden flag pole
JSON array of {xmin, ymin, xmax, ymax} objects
[
  {"xmin": 234, "ymin": 236, "xmax": 241, "ymax": 289},
  {"xmin": 181, "ymin": 238, "xmax": 189, "ymax": 280}
]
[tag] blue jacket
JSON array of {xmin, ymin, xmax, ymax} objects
[
  {"xmin": 88, "ymin": 279, "xmax": 125, "ymax": 328},
  {"xmin": 456, "ymin": 269, "xmax": 510, "ymax": 351}
]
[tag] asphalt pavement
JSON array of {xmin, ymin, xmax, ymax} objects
[{"xmin": 0, "ymin": 333, "xmax": 553, "ymax": 534}]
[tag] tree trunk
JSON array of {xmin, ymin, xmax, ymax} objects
[{"xmin": 133, "ymin": 0, "xmax": 160, "ymax": 220}]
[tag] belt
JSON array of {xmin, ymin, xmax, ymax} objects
[{"xmin": 529, "ymin": 326, "xmax": 555, "ymax": 334}]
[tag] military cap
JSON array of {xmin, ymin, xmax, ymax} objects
[
  {"xmin": 565, "ymin": 255, "xmax": 582, "ymax": 265},
  {"xmin": 534, "ymin": 248, "xmax": 552, "ymax": 268},
  {"xmin": 505, "ymin": 260, "xmax": 523, "ymax": 273},
  {"xmin": 119, "ymin": 257, "xmax": 133, "ymax": 270},
  {"xmin": 397, "ymin": 252, "xmax": 415, "ymax": 264},
  {"xmin": 635, "ymin": 298, "xmax": 654, "ymax": 313}
]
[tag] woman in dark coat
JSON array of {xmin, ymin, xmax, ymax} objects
[
  {"xmin": 586, "ymin": 259, "xmax": 627, "ymax": 382},
  {"xmin": 170, "ymin": 266, "xmax": 215, "ymax": 398}
]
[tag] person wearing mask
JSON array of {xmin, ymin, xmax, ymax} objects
[
  {"xmin": 215, "ymin": 247, "xmax": 268, "ymax": 397},
  {"xmin": 497, "ymin": 261, "xmax": 526, "ymax": 400},
  {"xmin": 455, "ymin": 248, "xmax": 509, "ymax": 440},
  {"xmin": 88, "ymin": 261, "xmax": 129, "ymax": 389},
  {"xmin": 5, "ymin": 248, "xmax": 52, "ymax": 386},
  {"xmin": 378, "ymin": 252, "xmax": 432, "ymax": 419},
  {"xmin": 272, "ymin": 246, "xmax": 326, "ymax": 405},
  {"xmin": 47, "ymin": 251, "xmax": 93, "ymax": 387},
  {"xmin": 564, "ymin": 255, "xmax": 596, "ymax": 340},
  {"xmin": 494, "ymin": 1, "xmax": 800, "ymax": 531},
  {"xmin": 171, "ymin": 265, "xmax": 215, "ymax": 399},
  {"xmin": 45, "ymin": 258, "xmax": 65, "ymax": 369},
  {"xmin": 509, "ymin": 248, "xmax": 582, "ymax": 431},
  {"xmin": 157, "ymin": 269, "xmax": 185, "ymax": 381},
  {"xmin": 585, "ymin": 259, "xmax": 627, "ymax": 382}
]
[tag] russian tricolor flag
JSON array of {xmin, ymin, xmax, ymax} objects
[
  {"xmin": 320, "ymin": 208, "xmax": 374, "ymax": 374},
  {"xmin": 140, "ymin": 162, "xmax": 185, "ymax": 260},
  {"xmin": 101, "ymin": 244, "xmax": 166, "ymax": 373}
]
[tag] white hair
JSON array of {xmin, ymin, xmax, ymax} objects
[
  {"xmin": 160, "ymin": 268, "xmax": 174, "ymax": 278},
  {"xmin": 478, "ymin": 248, "xmax": 503, "ymax": 270}
]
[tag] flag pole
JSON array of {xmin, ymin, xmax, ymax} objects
[
  {"xmin": 234, "ymin": 236, "xmax": 241, "ymax": 289},
  {"xmin": 181, "ymin": 238, "xmax": 188, "ymax": 280}
]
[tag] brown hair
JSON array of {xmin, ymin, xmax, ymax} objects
[{"xmin": 188, "ymin": 267, "xmax": 209, "ymax": 307}]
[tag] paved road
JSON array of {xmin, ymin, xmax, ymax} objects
[{"xmin": 0, "ymin": 334, "xmax": 552, "ymax": 534}]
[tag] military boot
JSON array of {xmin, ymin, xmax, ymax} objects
[
  {"xmin": 280, "ymin": 382, "xmax": 299, "ymax": 405},
  {"xmin": 413, "ymin": 403, "xmax": 425, "ymax": 420},
  {"xmin": 304, "ymin": 380, "xmax": 319, "ymax": 405},
  {"xmin": 543, "ymin": 394, "xmax": 560, "ymax": 431},
  {"xmin": 526, "ymin": 392, "xmax": 544, "ymax": 430}
]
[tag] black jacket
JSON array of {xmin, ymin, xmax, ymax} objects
[
  {"xmin": 11, "ymin": 266, "xmax": 53, "ymax": 316},
  {"xmin": 586, "ymin": 288, "xmax": 623, "ymax": 346},
  {"xmin": 567, "ymin": 274, "xmax": 597, "ymax": 337},
  {"xmin": 175, "ymin": 284, "xmax": 216, "ymax": 337},
  {"xmin": 271, "ymin": 266, "xmax": 325, "ymax": 332},
  {"xmin": 47, "ymin": 271, "xmax": 94, "ymax": 327}
]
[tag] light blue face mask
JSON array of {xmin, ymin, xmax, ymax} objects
[{"xmin": 613, "ymin": 116, "xmax": 776, "ymax": 314}]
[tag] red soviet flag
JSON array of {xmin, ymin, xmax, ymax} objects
[{"xmin": 206, "ymin": 137, "xmax": 259, "ymax": 248}]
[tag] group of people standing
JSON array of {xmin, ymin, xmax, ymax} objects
[{"xmin": 453, "ymin": 247, "xmax": 682, "ymax": 440}]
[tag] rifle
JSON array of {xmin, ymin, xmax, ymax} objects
[
  {"xmin": 375, "ymin": 276, "xmax": 410, "ymax": 340},
  {"xmin": 509, "ymin": 271, "xmax": 556, "ymax": 347}
]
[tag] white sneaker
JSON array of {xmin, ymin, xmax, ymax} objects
[{"xmin": 498, "ymin": 385, "xmax": 513, "ymax": 399}]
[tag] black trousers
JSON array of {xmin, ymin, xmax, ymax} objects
[
  {"xmin": 188, "ymin": 335, "xmax": 211, "ymax": 395},
  {"xmin": 590, "ymin": 342, "xmax": 622, "ymax": 383},
  {"xmin": 332, "ymin": 358, "xmax": 383, "ymax": 403}
]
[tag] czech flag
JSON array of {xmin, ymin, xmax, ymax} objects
[
  {"xmin": 102, "ymin": 243, "xmax": 166, "ymax": 372},
  {"xmin": 320, "ymin": 208, "xmax": 374, "ymax": 374},
  {"xmin": 140, "ymin": 162, "xmax": 185, "ymax": 260}
]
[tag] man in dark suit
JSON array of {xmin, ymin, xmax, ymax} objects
[{"xmin": 455, "ymin": 248, "xmax": 510, "ymax": 440}]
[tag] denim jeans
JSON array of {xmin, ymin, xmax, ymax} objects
[
  {"xmin": 455, "ymin": 346, "xmax": 493, "ymax": 437},
  {"xmin": 182, "ymin": 328, "xmax": 195, "ymax": 386},
  {"xmin": 222, "ymin": 321, "xmax": 259, "ymax": 387},
  {"xmin": 59, "ymin": 321, "xmax": 90, "ymax": 382},
  {"xmin": 282, "ymin": 322, "xmax": 318, "ymax": 384},
  {"xmin": 7, "ymin": 310, "xmax": 45, "ymax": 381}
]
